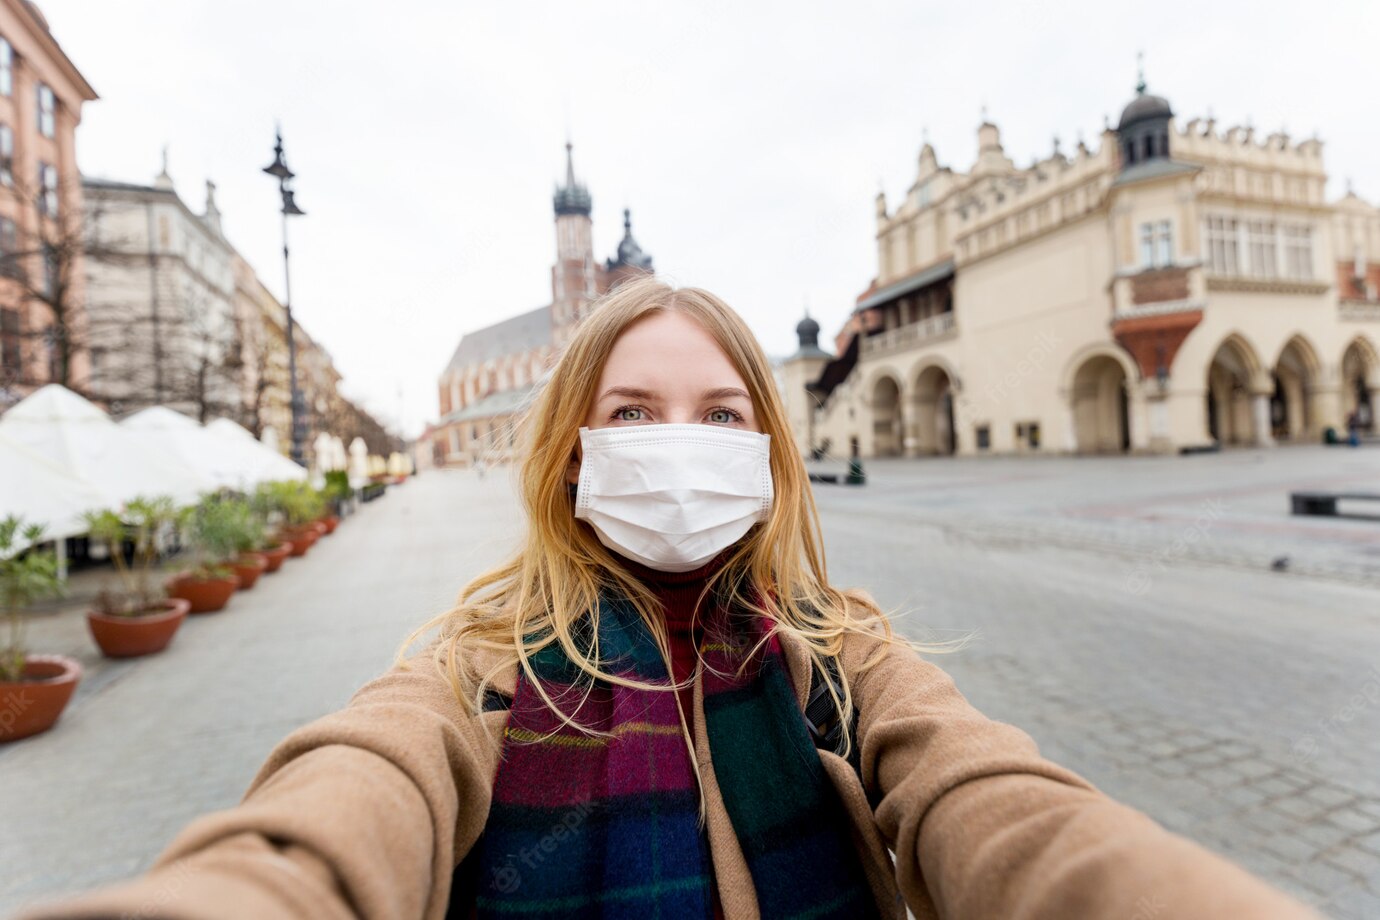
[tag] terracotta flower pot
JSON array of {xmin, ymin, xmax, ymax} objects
[
  {"xmin": 260, "ymin": 543, "xmax": 291, "ymax": 573},
  {"xmin": 319, "ymin": 515, "xmax": 340, "ymax": 535},
  {"xmin": 310, "ymin": 521, "xmax": 328, "ymax": 537},
  {"xmin": 87, "ymin": 599, "xmax": 191, "ymax": 658},
  {"xmin": 232, "ymin": 553, "xmax": 269, "ymax": 591},
  {"xmin": 281, "ymin": 528, "xmax": 314, "ymax": 557},
  {"xmin": 0, "ymin": 655, "xmax": 82, "ymax": 742},
  {"xmin": 166, "ymin": 573, "xmax": 240, "ymax": 614}
]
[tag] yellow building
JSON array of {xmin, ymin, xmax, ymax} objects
[{"xmin": 784, "ymin": 80, "xmax": 1380, "ymax": 459}]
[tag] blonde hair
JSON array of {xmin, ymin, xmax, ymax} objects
[{"xmin": 400, "ymin": 275, "xmax": 954, "ymax": 769}]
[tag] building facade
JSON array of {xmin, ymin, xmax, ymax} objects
[
  {"xmin": 431, "ymin": 143, "xmax": 654, "ymax": 467},
  {"xmin": 82, "ymin": 162, "xmax": 240, "ymax": 422},
  {"xmin": 783, "ymin": 80, "xmax": 1380, "ymax": 460},
  {"xmin": 0, "ymin": 0, "xmax": 96, "ymax": 406}
]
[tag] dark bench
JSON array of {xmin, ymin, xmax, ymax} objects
[{"xmin": 1290, "ymin": 492, "xmax": 1380, "ymax": 516}]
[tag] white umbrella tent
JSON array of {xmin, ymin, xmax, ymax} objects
[
  {"xmin": 0, "ymin": 430, "xmax": 107, "ymax": 543},
  {"xmin": 121, "ymin": 407, "xmax": 243, "ymax": 490},
  {"xmin": 0, "ymin": 385, "xmax": 210, "ymax": 509},
  {"xmin": 204, "ymin": 418, "xmax": 308, "ymax": 484}
]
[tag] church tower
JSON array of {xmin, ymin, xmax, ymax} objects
[{"xmin": 551, "ymin": 142, "xmax": 595, "ymax": 348}]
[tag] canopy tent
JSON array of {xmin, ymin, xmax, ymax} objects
[
  {"xmin": 0, "ymin": 430, "xmax": 107, "ymax": 543},
  {"xmin": 121, "ymin": 407, "xmax": 247, "ymax": 490},
  {"xmin": 0, "ymin": 385, "xmax": 210, "ymax": 509},
  {"xmin": 204, "ymin": 418, "xmax": 308, "ymax": 485},
  {"xmin": 348, "ymin": 437, "xmax": 370, "ymax": 487}
]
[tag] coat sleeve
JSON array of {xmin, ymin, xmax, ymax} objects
[
  {"xmin": 841, "ymin": 618, "xmax": 1322, "ymax": 920},
  {"xmin": 15, "ymin": 648, "xmax": 503, "ymax": 920}
]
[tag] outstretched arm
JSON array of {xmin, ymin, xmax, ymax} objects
[
  {"xmin": 843, "ymin": 626, "xmax": 1321, "ymax": 920},
  {"xmin": 17, "ymin": 650, "xmax": 501, "ymax": 920}
]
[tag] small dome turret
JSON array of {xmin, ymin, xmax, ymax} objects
[{"xmin": 1116, "ymin": 67, "xmax": 1174, "ymax": 170}]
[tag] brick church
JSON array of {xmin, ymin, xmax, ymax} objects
[{"xmin": 427, "ymin": 144, "xmax": 654, "ymax": 468}]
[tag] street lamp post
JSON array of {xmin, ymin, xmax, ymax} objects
[{"xmin": 263, "ymin": 127, "xmax": 308, "ymax": 467}]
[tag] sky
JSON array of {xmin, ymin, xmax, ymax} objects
[{"xmin": 41, "ymin": 0, "xmax": 1380, "ymax": 438}]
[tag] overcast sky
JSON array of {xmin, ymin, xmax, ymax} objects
[{"xmin": 44, "ymin": 0, "xmax": 1379, "ymax": 437}]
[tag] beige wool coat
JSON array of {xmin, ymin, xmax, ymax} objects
[{"xmin": 19, "ymin": 612, "xmax": 1320, "ymax": 920}]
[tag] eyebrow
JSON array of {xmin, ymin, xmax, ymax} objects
[{"xmin": 597, "ymin": 385, "xmax": 751, "ymax": 402}]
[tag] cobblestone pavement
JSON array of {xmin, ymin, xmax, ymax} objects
[{"xmin": 4, "ymin": 446, "xmax": 1380, "ymax": 917}]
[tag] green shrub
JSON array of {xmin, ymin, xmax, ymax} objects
[
  {"xmin": 0, "ymin": 516, "xmax": 65, "ymax": 682},
  {"xmin": 84, "ymin": 496, "xmax": 178, "ymax": 615}
]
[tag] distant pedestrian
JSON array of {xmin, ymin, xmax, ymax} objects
[
  {"xmin": 1347, "ymin": 410, "xmax": 1361, "ymax": 447},
  {"xmin": 21, "ymin": 277, "xmax": 1321, "ymax": 920}
]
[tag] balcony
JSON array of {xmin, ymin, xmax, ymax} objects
[{"xmin": 860, "ymin": 311, "xmax": 956, "ymax": 358}]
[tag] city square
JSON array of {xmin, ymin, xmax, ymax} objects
[
  {"xmin": 3, "ymin": 446, "xmax": 1378, "ymax": 918},
  {"xmin": 0, "ymin": 1, "xmax": 1378, "ymax": 917}
]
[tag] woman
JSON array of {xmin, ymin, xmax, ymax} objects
[{"xmin": 23, "ymin": 278, "xmax": 1317, "ymax": 920}]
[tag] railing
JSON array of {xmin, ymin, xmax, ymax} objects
[{"xmin": 860, "ymin": 312, "xmax": 956, "ymax": 357}]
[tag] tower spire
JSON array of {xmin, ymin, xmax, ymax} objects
[{"xmin": 553, "ymin": 140, "xmax": 592, "ymax": 217}]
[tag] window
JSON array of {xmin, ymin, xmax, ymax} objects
[
  {"xmin": 1140, "ymin": 220, "xmax": 1174, "ymax": 268},
  {"xmin": 1205, "ymin": 216, "xmax": 1240, "ymax": 275},
  {"xmin": 1015, "ymin": 421, "xmax": 1041, "ymax": 449},
  {"xmin": 0, "ymin": 123, "xmax": 11, "ymax": 186},
  {"xmin": 37, "ymin": 83, "xmax": 55, "ymax": 137},
  {"xmin": 1283, "ymin": 225, "xmax": 1313, "ymax": 280},
  {"xmin": 1155, "ymin": 221, "xmax": 1172, "ymax": 266},
  {"xmin": 975, "ymin": 424, "xmax": 991, "ymax": 450},
  {"xmin": 42, "ymin": 243, "xmax": 57, "ymax": 296},
  {"xmin": 0, "ymin": 216, "xmax": 15, "ymax": 255},
  {"xmin": 38, "ymin": 162, "xmax": 57, "ymax": 216},
  {"xmin": 0, "ymin": 38, "xmax": 10, "ymax": 97},
  {"xmin": 1246, "ymin": 221, "xmax": 1277, "ymax": 279},
  {"xmin": 1, "ymin": 307, "xmax": 20, "ymax": 376}
]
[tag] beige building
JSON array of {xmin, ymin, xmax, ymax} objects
[
  {"xmin": 783, "ymin": 80, "xmax": 1380, "ymax": 460},
  {"xmin": 0, "ymin": 0, "xmax": 96, "ymax": 406},
  {"xmin": 83, "ymin": 161, "xmax": 239, "ymax": 421},
  {"xmin": 430, "ymin": 143, "xmax": 654, "ymax": 468}
]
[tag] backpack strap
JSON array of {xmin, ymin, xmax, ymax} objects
[
  {"xmin": 804, "ymin": 654, "xmax": 863, "ymax": 782},
  {"xmin": 481, "ymin": 687, "xmax": 512, "ymax": 713}
]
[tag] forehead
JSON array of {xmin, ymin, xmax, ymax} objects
[{"xmin": 596, "ymin": 310, "xmax": 746, "ymax": 394}]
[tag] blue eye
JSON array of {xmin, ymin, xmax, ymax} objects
[{"xmin": 708, "ymin": 407, "xmax": 744, "ymax": 424}]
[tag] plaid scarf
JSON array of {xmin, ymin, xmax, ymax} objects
[{"xmin": 450, "ymin": 580, "xmax": 878, "ymax": 919}]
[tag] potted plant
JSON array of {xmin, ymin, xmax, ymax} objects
[
  {"xmin": 264, "ymin": 481, "xmax": 325, "ymax": 557},
  {"xmin": 222, "ymin": 498, "xmax": 269, "ymax": 591},
  {"xmin": 166, "ymin": 495, "xmax": 241, "ymax": 614},
  {"xmin": 84, "ymin": 498, "xmax": 191, "ymax": 659},
  {"xmin": 247, "ymin": 487, "xmax": 292, "ymax": 573},
  {"xmin": 1, "ymin": 516, "xmax": 79, "ymax": 741},
  {"xmin": 319, "ymin": 471, "xmax": 350, "ymax": 534}
]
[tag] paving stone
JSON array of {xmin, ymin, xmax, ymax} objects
[
  {"xmin": 1329, "ymin": 809, "xmax": 1380, "ymax": 834},
  {"xmin": 1322, "ymin": 845, "xmax": 1380, "ymax": 879}
]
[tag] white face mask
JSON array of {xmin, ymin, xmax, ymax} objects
[{"xmin": 573, "ymin": 423, "xmax": 774, "ymax": 572}]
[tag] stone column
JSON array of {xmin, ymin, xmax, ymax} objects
[{"xmin": 1251, "ymin": 392, "xmax": 1274, "ymax": 447}]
